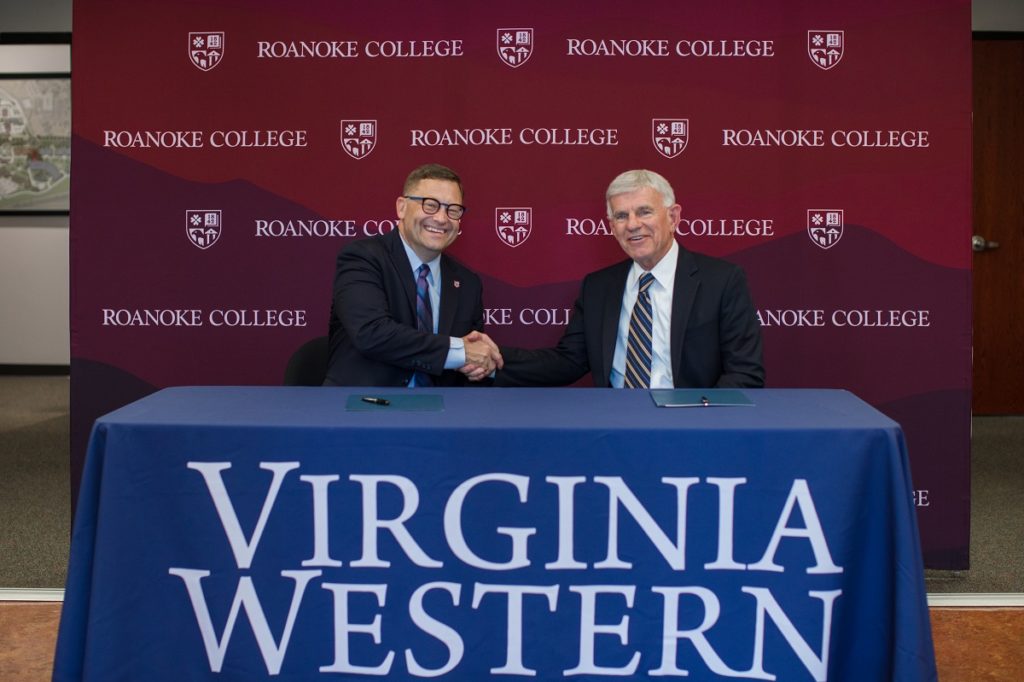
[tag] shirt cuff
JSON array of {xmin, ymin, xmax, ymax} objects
[{"xmin": 444, "ymin": 336, "xmax": 466, "ymax": 370}]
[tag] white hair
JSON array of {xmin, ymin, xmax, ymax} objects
[{"xmin": 605, "ymin": 169, "xmax": 675, "ymax": 215}]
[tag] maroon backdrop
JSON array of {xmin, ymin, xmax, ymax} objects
[{"xmin": 71, "ymin": 0, "xmax": 972, "ymax": 568}]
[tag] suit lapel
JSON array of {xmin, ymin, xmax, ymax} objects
[
  {"xmin": 670, "ymin": 248, "xmax": 699, "ymax": 383},
  {"xmin": 437, "ymin": 255, "xmax": 458, "ymax": 334},
  {"xmin": 385, "ymin": 230, "xmax": 417, "ymax": 319},
  {"xmin": 599, "ymin": 260, "xmax": 631, "ymax": 386}
]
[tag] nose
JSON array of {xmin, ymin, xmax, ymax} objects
[
  {"xmin": 426, "ymin": 206, "xmax": 450, "ymax": 224},
  {"xmin": 626, "ymin": 212, "xmax": 642, "ymax": 230}
]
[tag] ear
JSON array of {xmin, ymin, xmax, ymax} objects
[
  {"xmin": 668, "ymin": 203, "xmax": 682, "ymax": 226},
  {"xmin": 396, "ymin": 195, "xmax": 407, "ymax": 220}
]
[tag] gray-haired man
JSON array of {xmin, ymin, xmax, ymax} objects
[{"xmin": 493, "ymin": 169, "xmax": 764, "ymax": 388}]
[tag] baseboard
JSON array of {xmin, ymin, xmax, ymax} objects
[
  {"xmin": 929, "ymin": 593, "xmax": 1024, "ymax": 607},
  {"xmin": 3, "ymin": 589, "xmax": 1022, "ymax": 607},
  {"xmin": 0, "ymin": 588, "xmax": 64, "ymax": 602}
]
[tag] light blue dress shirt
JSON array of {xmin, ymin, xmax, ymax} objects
[{"xmin": 399, "ymin": 236, "xmax": 466, "ymax": 386}]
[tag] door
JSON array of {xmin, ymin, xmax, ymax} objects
[{"xmin": 973, "ymin": 36, "xmax": 1024, "ymax": 414}]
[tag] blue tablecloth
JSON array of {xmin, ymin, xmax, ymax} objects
[{"xmin": 54, "ymin": 387, "xmax": 936, "ymax": 681}]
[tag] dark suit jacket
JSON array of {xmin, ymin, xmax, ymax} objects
[
  {"xmin": 325, "ymin": 229, "xmax": 485, "ymax": 386},
  {"xmin": 496, "ymin": 246, "xmax": 764, "ymax": 388}
]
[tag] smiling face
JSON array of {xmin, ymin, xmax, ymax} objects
[
  {"xmin": 607, "ymin": 186, "xmax": 680, "ymax": 271},
  {"xmin": 396, "ymin": 178, "xmax": 463, "ymax": 262}
]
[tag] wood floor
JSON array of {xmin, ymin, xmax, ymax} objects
[
  {"xmin": 931, "ymin": 608, "xmax": 1024, "ymax": 681},
  {"xmin": 0, "ymin": 603, "xmax": 62, "ymax": 681},
  {"xmin": 2, "ymin": 603, "xmax": 1021, "ymax": 680}
]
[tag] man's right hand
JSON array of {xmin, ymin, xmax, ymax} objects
[{"xmin": 460, "ymin": 331, "xmax": 503, "ymax": 379}]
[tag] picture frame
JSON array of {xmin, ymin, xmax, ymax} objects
[{"xmin": 0, "ymin": 72, "xmax": 71, "ymax": 214}]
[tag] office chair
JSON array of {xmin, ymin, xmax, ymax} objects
[{"xmin": 283, "ymin": 335, "xmax": 329, "ymax": 386}]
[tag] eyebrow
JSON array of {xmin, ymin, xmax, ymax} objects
[{"xmin": 613, "ymin": 205, "xmax": 656, "ymax": 215}]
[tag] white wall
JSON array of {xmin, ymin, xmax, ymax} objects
[
  {"xmin": 0, "ymin": 0, "xmax": 71, "ymax": 32},
  {"xmin": 974, "ymin": 0, "xmax": 1024, "ymax": 31},
  {"xmin": 0, "ymin": 225, "xmax": 70, "ymax": 364}
]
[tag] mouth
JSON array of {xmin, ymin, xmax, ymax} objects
[{"xmin": 422, "ymin": 224, "xmax": 450, "ymax": 236}]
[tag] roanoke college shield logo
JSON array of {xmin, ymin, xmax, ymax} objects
[
  {"xmin": 652, "ymin": 119, "xmax": 689, "ymax": 159},
  {"xmin": 807, "ymin": 209, "xmax": 843, "ymax": 250},
  {"xmin": 188, "ymin": 32, "xmax": 224, "ymax": 71},
  {"xmin": 496, "ymin": 208, "xmax": 532, "ymax": 248},
  {"xmin": 340, "ymin": 120, "xmax": 377, "ymax": 159},
  {"xmin": 808, "ymin": 30, "xmax": 844, "ymax": 70},
  {"xmin": 186, "ymin": 210, "xmax": 221, "ymax": 249},
  {"xmin": 497, "ymin": 28, "xmax": 534, "ymax": 68}
]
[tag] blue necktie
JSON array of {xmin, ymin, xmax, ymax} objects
[
  {"xmin": 624, "ymin": 273, "xmax": 654, "ymax": 389},
  {"xmin": 414, "ymin": 264, "xmax": 434, "ymax": 387}
]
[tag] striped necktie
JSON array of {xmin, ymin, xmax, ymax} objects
[
  {"xmin": 414, "ymin": 264, "xmax": 433, "ymax": 386},
  {"xmin": 624, "ymin": 272, "xmax": 655, "ymax": 389}
]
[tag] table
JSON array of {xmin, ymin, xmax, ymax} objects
[{"xmin": 53, "ymin": 387, "xmax": 936, "ymax": 681}]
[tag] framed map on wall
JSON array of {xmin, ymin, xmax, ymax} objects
[{"xmin": 0, "ymin": 75, "xmax": 71, "ymax": 213}]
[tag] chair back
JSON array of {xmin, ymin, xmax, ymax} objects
[{"xmin": 283, "ymin": 336, "xmax": 329, "ymax": 386}]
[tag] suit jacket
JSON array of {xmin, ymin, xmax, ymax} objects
[
  {"xmin": 325, "ymin": 229, "xmax": 485, "ymax": 386},
  {"xmin": 496, "ymin": 246, "xmax": 764, "ymax": 388}
]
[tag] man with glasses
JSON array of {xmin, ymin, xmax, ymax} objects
[
  {"xmin": 491, "ymin": 169, "xmax": 764, "ymax": 389},
  {"xmin": 325, "ymin": 163, "xmax": 502, "ymax": 386}
]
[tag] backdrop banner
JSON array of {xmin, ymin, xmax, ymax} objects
[{"xmin": 70, "ymin": 0, "xmax": 972, "ymax": 568}]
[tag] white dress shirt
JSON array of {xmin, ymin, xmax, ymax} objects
[{"xmin": 610, "ymin": 241, "xmax": 679, "ymax": 388}]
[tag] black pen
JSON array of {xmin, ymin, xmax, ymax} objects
[{"xmin": 361, "ymin": 396, "xmax": 390, "ymax": 406}]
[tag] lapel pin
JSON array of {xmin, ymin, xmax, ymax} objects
[{"xmin": 454, "ymin": 280, "xmax": 461, "ymax": 288}]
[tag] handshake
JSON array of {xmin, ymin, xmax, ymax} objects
[{"xmin": 458, "ymin": 331, "xmax": 503, "ymax": 381}]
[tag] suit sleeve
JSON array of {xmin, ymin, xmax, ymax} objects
[
  {"xmin": 468, "ymin": 277, "xmax": 485, "ymax": 335},
  {"xmin": 495, "ymin": 284, "xmax": 591, "ymax": 387},
  {"xmin": 715, "ymin": 266, "xmax": 765, "ymax": 388},
  {"xmin": 333, "ymin": 242, "xmax": 450, "ymax": 374}
]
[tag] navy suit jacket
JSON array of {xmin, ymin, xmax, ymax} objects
[
  {"xmin": 496, "ymin": 246, "xmax": 765, "ymax": 388},
  {"xmin": 326, "ymin": 229, "xmax": 485, "ymax": 386}
]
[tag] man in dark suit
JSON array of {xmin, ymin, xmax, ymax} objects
[
  {"xmin": 325, "ymin": 164, "xmax": 502, "ymax": 387},
  {"xmin": 493, "ymin": 169, "xmax": 764, "ymax": 388}
]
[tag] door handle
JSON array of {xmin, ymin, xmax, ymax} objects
[{"xmin": 972, "ymin": 234, "xmax": 1000, "ymax": 252}]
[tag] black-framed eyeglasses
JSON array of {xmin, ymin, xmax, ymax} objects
[{"xmin": 404, "ymin": 195, "xmax": 466, "ymax": 220}]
